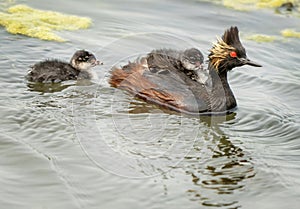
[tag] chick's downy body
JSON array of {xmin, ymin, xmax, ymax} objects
[{"xmin": 27, "ymin": 50, "xmax": 101, "ymax": 83}]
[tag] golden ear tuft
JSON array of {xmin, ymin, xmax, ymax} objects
[{"xmin": 209, "ymin": 37, "xmax": 235, "ymax": 70}]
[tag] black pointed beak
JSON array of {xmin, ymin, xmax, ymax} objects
[{"xmin": 239, "ymin": 58, "xmax": 262, "ymax": 67}]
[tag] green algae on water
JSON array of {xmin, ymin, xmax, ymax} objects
[
  {"xmin": 245, "ymin": 30, "xmax": 300, "ymax": 43},
  {"xmin": 245, "ymin": 34, "xmax": 278, "ymax": 42},
  {"xmin": 281, "ymin": 29, "xmax": 300, "ymax": 38},
  {"xmin": 221, "ymin": 0, "xmax": 300, "ymax": 10},
  {"xmin": 223, "ymin": 0, "xmax": 257, "ymax": 11},
  {"xmin": 257, "ymin": 0, "xmax": 298, "ymax": 8},
  {"xmin": 0, "ymin": 4, "xmax": 92, "ymax": 42}
]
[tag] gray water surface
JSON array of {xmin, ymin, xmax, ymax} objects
[{"xmin": 1, "ymin": 0, "xmax": 300, "ymax": 208}]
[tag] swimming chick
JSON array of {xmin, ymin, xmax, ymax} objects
[
  {"xmin": 109, "ymin": 26, "xmax": 262, "ymax": 114},
  {"xmin": 146, "ymin": 48, "xmax": 206, "ymax": 83},
  {"xmin": 27, "ymin": 50, "xmax": 102, "ymax": 83}
]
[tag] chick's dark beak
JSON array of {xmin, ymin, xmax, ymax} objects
[
  {"xmin": 90, "ymin": 59, "xmax": 103, "ymax": 66},
  {"xmin": 95, "ymin": 60, "xmax": 103, "ymax": 65},
  {"xmin": 239, "ymin": 58, "xmax": 262, "ymax": 67}
]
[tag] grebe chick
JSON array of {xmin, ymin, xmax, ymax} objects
[
  {"xmin": 180, "ymin": 48, "xmax": 204, "ymax": 71},
  {"xmin": 147, "ymin": 48, "xmax": 208, "ymax": 84},
  {"xmin": 27, "ymin": 50, "xmax": 102, "ymax": 83},
  {"xmin": 180, "ymin": 48, "xmax": 210, "ymax": 84}
]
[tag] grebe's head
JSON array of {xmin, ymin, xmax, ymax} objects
[
  {"xmin": 209, "ymin": 26, "xmax": 262, "ymax": 73},
  {"xmin": 180, "ymin": 48, "xmax": 204, "ymax": 71},
  {"xmin": 70, "ymin": 50, "xmax": 102, "ymax": 71}
]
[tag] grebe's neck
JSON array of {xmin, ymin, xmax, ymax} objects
[{"xmin": 207, "ymin": 63, "xmax": 236, "ymax": 111}]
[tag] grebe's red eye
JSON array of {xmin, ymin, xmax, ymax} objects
[{"xmin": 230, "ymin": 51, "xmax": 237, "ymax": 58}]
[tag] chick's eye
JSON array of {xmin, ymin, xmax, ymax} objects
[{"xmin": 230, "ymin": 51, "xmax": 237, "ymax": 58}]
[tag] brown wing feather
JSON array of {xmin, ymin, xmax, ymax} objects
[{"xmin": 109, "ymin": 62, "xmax": 187, "ymax": 111}]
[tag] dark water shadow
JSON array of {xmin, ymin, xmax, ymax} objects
[
  {"xmin": 26, "ymin": 79, "xmax": 95, "ymax": 94},
  {"xmin": 127, "ymin": 99, "xmax": 237, "ymax": 119},
  {"xmin": 275, "ymin": 2, "xmax": 300, "ymax": 16}
]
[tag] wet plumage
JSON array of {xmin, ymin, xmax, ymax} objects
[{"xmin": 109, "ymin": 26, "xmax": 262, "ymax": 114}]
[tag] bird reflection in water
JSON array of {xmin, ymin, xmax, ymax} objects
[
  {"xmin": 185, "ymin": 131, "xmax": 255, "ymax": 208},
  {"xmin": 125, "ymin": 99, "xmax": 255, "ymax": 207}
]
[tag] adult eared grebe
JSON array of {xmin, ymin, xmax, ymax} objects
[
  {"xmin": 109, "ymin": 26, "xmax": 262, "ymax": 114},
  {"xmin": 27, "ymin": 50, "xmax": 102, "ymax": 83}
]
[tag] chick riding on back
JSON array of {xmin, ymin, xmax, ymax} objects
[{"xmin": 109, "ymin": 26, "xmax": 262, "ymax": 114}]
